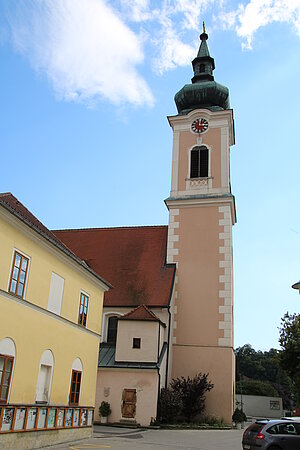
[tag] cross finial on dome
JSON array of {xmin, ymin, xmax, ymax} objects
[{"xmin": 203, "ymin": 21, "xmax": 206, "ymax": 33}]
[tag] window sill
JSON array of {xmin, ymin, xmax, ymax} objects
[{"xmin": 186, "ymin": 176, "xmax": 213, "ymax": 181}]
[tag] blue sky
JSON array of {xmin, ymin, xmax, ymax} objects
[{"xmin": 1, "ymin": 0, "xmax": 300, "ymax": 351}]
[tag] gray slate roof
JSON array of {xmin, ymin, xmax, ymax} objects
[{"xmin": 98, "ymin": 342, "xmax": 167, "ymax": 369}]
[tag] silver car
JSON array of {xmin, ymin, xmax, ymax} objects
[{"xmin": 242, "ymin": 419, "xmax": 300, "ymax": 450}]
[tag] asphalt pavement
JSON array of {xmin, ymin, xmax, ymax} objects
[{"xmin": 41, "ymin": 425, "xmax": 244, "ymax": 450}]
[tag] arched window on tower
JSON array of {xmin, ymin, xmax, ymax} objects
[
  {"xmin": 199, "ymin": 64, "xmax": 205, "ymax": 73},
  {"xmin": 107, "ymin": 316, "xmax": 119, "ymax": 345},
  {"xmin": 190, "ymin": 146, "xmax": 209, "ymax": 178}
]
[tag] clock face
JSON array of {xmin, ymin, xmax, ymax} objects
[{"xmin": 191, "ymin": 118, "xmax": 208, "ymax": 134}]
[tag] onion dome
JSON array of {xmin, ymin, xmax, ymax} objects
[{"xmin": 175, "ymin": 24, "xmax": 230, "ymax": 114}]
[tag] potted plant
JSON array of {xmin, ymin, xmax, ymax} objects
[
  {"xmin": 99, "ymin": 401, "xmax": 111, "ymax": 424},
  {"xmin": 232, "ymin": 407, "xmax": 246, "ymax": 429}
]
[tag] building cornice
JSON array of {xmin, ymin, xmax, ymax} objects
[
  {"xmin": 167, "ymin": 108, "xmax": 235, "ymax": 146},
  {"xmin": 165, "ymin": 193, "xmax": 237, "ymax": 225},
  {"xmin": 0, "ymin": 288, "xmax": 101, "ymax": 339},
  {"xmin": 0, "ymin": 207, "xmax": 111, "ymax": 291}
]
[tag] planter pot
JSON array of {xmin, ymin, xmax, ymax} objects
[{"xmin": 101, "ymin": 416, "xmax": 108, "ymax": 424}]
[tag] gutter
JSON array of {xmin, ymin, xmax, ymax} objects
[
  {"xmin": 0, "ymin": 201, "xmax": 112, "ymax": 290},
  {"xmin": 165, "ymin": 264, "xmax": 176, "ymax": 388}
]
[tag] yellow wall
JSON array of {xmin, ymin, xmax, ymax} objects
[
  {"xmin": 0, "ymin": 211, "xmax": 104, "ymax": 334},
  {"xmin": 0, "ymin": 209, "xmax": 107, "ymax": 406},
  {"xmin": 0, "ymin": 294, "xmax": 99, "ymax": 406}
]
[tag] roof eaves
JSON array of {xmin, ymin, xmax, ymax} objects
[{"xmin": 0, "ymin": 200, "xmax": 112, "ymax": 290}]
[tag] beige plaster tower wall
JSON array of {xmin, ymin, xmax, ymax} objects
[{"xmin": 166, "ymin": 108, "xmax": 236, "ymax": 424}]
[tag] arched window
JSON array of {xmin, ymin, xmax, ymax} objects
[
  {"xmin": 35, "ymin": 349, "xmax": 54, "ymax": 404},
  {"xmin": 69, "ymin": 358, "xmax": 83, "ymax": 407},
  {"xmin": 0, "ymin": 338, "xmax": 16, "ymax": 404},
  {"xmin": 107, "ymin": 316, "xmax": 118, "ymax": 345},
  {"xmin": 190, "ymin": 146, "xmax": 209, "ymax": 178}
]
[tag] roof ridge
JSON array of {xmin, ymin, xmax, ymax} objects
[
  {"xmin": 120, "ymin": 304, "xmax": 161, "ymax": 321},
  {"xmin": 53, "ymin": 225, "xmax": 168, "ymax": 232}
]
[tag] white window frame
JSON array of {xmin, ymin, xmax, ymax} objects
[
  {"xmin": 7, "ymin": 248, "xmax": 31, "ymax": 299},
  {"xmin": 78, "ymin": 290, "xmax": 90, "ymax": 328}
]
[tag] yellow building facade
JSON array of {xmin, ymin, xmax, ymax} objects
[{"xmin": 0, "ymin": 193, "xmax": 110, "ymax": 449}]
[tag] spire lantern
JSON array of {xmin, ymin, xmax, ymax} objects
[
  {"xmin": 174, "ymin": 25, "xmax": 230, "ymax": 114},
  {"xmin": 191, "ymin": 26, "xmax": 215, "ymax": 83}
]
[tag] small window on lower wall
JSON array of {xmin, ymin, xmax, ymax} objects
[
  {"xmin": 0, "ymin": 355, "xmax": 14, "ymax": 403},
  {"xmin": 69, "ymin": 370, "xmax": 82, "ymax": 406},
  {"xmin": 132, "ymin": 338, "xmax": 141, "ymax": 349}
]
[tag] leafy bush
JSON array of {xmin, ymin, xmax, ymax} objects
[
  {"xmin": 170, "ymin": 372, "xmax": 214, "ymax": 422},
  {"xmin": 159, "ymin": 387, "xmax": 183, "ymax": 423},
  {"xmin": 99, "ymin": 401, "xmax": 111, "ymax": 417},
  {"xmin": 199, "ymin": 415, "xmax": 224, "ymax": 426},
  {"xmin": 232, "ymin": 407, "xmax": 247, "ymax": 423}
]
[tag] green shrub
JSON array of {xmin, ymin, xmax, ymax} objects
[
  {"xmin": 199, "ymin": 415, "xmax": 223, "ymax": 426},
  {"xmin": 232, "ymin": 407, "xmax": 246, "ymax": 423},
  {"xmin": 159, "ymin": 387, "xmax": 183, "ymax": 423},
  {"xmin": 99, "ymin": 401, "xmax": 111, "ymax": 417},
  {"xmin": 170, "ymin": 372, "xmax": 214, "ymax": 422}
]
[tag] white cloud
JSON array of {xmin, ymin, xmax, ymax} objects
[
  {"xmin": 126, "ymin": 0, "xmax": 214, "ymax": 74},
  {"xmin": 9, "ymin": 0, "xmax": 300, "ymax": 108},
  {"xmin": 7, "ymin": 0, "xmax": 154, "ymax": 107},
  {"xmin": 220, "ymin": 0, "xmax": 300, "ymax": 50}
]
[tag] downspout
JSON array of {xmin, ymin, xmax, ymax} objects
[
  {"xmin": 156, "ymin": 368, "xmax": 161, "ymax": 423},
  {"xmin": 156, "ymin": 322, "xmax": 161, "ymax": 423},
  {"xmin": 165, "ymin": 264, "xmax": 176, "ymax": 388},
  {"xmin": 165, "ymin": 306, "xmax": 171, "ymax": 388}
]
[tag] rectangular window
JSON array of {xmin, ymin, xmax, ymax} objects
[
  {"xmin": 132, "ymin": 338, "xmax": 141, "ymax": 349},
  {"xmin": 9, "ymin": 251, "xmax": 29, "ymax": 298},
  {"xmin": 78, "ymin": 293, "xmax": 89, "ymax": 327},
  {"xmin": 69, "ymin": 370, "xmax": 81, "ymax": 406},
  {"xmin": 190, "ymin": 146, "xmax": 209, "ymax": 179},
  {"xmin": 190, "ymin": 149, "xmax": 200, "ymax": 178},
  {"xmin": 0, "ymin": 355, "xmax": 14, "ymax": 403}
]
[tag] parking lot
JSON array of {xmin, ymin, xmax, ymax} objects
[{"xmin": 44, "ymin": 425, "xmax": 244, "ymax": 450}]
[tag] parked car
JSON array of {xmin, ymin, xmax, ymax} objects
[
  {"xmin": 242, "ymin": 419, "xmax": 300, "ymax": 450},
  {"xmin": 281, "ymin": 416, "xmax": 300, "ymax": 421}
]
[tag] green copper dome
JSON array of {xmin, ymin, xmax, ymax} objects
[{"xmin": 175, "ymin": 26, "xmax": 230, "ymax": 114}]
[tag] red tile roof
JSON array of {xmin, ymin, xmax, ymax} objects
[
  {"xmin": 0, "ymin": 193, "xmax": 63, "ymax": 246},
  {"xmin": 53, "ymin": 226, "xmax": 175, "ymax": 308},
  {"xmin": 120, "ymin": 304, "xmax": 161, "ymax": 322},
  {"xmin": 0, "ymin": 193, "xmax": 111, "ymax": 288}
]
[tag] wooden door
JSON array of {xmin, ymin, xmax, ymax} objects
[{"xmin": 121, "ymin": 389, "xmax": 136, "ymax": 418}]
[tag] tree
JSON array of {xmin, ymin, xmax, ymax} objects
[
  {"xmin": 236, "ymin": 379, "xmax": 278, "ymax": 397},
  {"xmin": 170, "ymin": 372, "xmax": 214, "ymax": 422},
  {"xmin": 235, "ymin": 344, "xmax": 295, "ymax": 409},
  {"xmin": 279, "ymin": 312, "xmax": 300, "ymax": 401}
]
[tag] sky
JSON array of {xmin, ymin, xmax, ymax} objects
[{"xmin": 1, "ymin": 0, "xmax": 300, "ymax": 352}]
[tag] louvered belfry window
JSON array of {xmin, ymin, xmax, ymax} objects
[{"xmin": 190, "ymin": 146, "xmax": 209, "ymax": 178}]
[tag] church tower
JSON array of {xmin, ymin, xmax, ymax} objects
[{"xmin": 166, "ymin": 26, "xmax": 236, "ymax": 423}]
